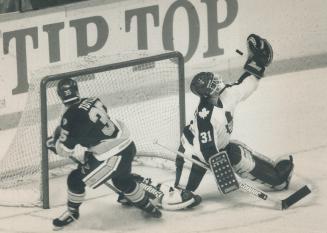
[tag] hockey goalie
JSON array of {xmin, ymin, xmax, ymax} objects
[{"xmin": 171, "ymin": 34, "xmax": 295, "ymax": 204}]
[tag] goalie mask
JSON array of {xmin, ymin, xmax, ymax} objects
[
  {"xmin": 57, "ymin": 78, "xmax": 80, "ymax": 105},
  {"xmin": 190, "ymin": 72, "xmax": 225, "ymax": 98}
]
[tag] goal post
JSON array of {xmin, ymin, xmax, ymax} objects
[{"xmin": 36, "ymin": 51, "xmax": 185, "ymax": 208}]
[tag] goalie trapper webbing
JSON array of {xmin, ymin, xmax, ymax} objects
[{"xmin": 209, "ymin": 152, "xmax": 239, "ymax": 194}]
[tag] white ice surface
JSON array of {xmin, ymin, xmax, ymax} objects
[{"xmin": 0, "ymin": 68, "xmax": 327, "ymax": 233}]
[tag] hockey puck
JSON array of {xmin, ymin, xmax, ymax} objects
[{"xmin": 236, "ymin": 49, "xmax": 243, "ymax": 56}]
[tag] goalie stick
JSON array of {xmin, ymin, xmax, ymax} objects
[{"xmin": 154, "ymin": 140, "xmax": 311, "ymax": 210}]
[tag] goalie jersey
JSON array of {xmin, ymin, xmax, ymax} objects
[
  {"xmin": 56, "ymin": 97, "xmax": 132, "ymax": 159},
  {"xmin": 182, "ymin": 73, "xmax": 259, "ymax": 163}
]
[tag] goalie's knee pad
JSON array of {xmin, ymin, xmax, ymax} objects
[{"xmin": 225, "ymin": 141, "xmax": 256, "ymax": 178}]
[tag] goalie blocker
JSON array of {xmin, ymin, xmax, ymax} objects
[{"xmin": 209, "ymin": 152, "xmax": 239, "ymax": 194}]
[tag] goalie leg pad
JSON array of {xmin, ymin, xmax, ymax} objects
[
  {"xmin": 226, "ymin": 141, "xmax": 256, "ymax": 178},
  {"xmin": 175, "ymin": 143, "xmax": 207, "ymax": 192},
  {"xmin": 175, "ymin": 160, "xmax": 207, "ymax": 192},
  {"xmin": 251, "ymin": 154, "xmax": 294, "ymax": 190},
  {"xmin": 227, "ymin": 141, "xmax": 294, "ymax": 190}
]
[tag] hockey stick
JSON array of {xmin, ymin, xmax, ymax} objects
[{"xmin": 154, "ymin": 140, "xmax": 311, "ymax": 210}]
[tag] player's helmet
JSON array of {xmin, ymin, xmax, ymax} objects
[
  {"xmin": 57, "ymin": 78, "xmax": 80, "ymax": 105},
  {"xmin": 190, "ymin": 72, "xmax": 225, "ymax": 98}
]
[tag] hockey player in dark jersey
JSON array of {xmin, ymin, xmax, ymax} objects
[
  {"xmin": 174, "ymin": 34, "xmax": 294, "ymax": 203},
  {"xmin": 47, "ymin": 78, "xmax": 162, "ymax": 230}
]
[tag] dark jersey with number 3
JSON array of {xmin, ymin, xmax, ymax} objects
[{"xmin": 60, "ymin": 98, "xmax": 119, "ymax": 150}]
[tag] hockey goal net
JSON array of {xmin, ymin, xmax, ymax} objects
[{"xmin": 0, "ymin": 51, "xmax": 185, "ymax": 208}]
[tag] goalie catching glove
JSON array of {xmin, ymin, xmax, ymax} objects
[{"xmin": 244, "ymin": 34, "xmax": 273, "ymax": 78}]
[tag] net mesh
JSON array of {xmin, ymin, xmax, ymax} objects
[{"xmin": 0, "ymin": 51, "xmax": 183, "ymax": 207}]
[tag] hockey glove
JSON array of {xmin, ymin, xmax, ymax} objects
[
  {"xmin": 244, "ymin": 34, "xmax": 273, "ymax": 78},
  {"xmin": 46, "ymin": 126, "xmax": 61, "ymax": 154},
  {"xmin": 46, "ymin": 137, "xmax": 57, "ymax": 154}
]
